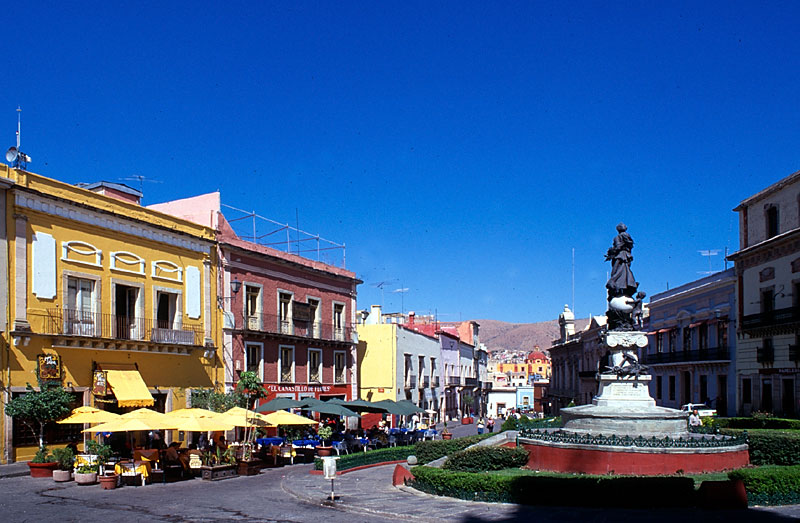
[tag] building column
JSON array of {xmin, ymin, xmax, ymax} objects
[{"xmin": 13, "ymin": 214, "xmax": 30, "ymax": 332}]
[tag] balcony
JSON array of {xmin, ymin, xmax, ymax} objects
[
  {"xmin": 742, "ymin": 306, "xmax": 800, "ymax": 332},
  {"xmin": 237, "ymin": 312, "xmax": 353, "ymax": 343},
  {"xmin": 641, "ymin": 347, "xmax": 730, "ymax": 365},
  {"xmin": 421, "ymin": 376, "xmax": 430, "ymax": 388},
  {"xmin": 35, "ymin": 309, "xmax": 204, "ymax": 351},
  {"xmin": 464, "ymin": 377, "xmax": 479, "ymax": 387},
  {"xmin": 432, "ymin": 376, "xmax": 440, "ymax": 388},
  {"xmin": 405, "ymin": 375, "xmax": 417, "ymax": 389},
  {"xmin": 791, "ymin": 345, "xmax": 800, "ymax": 362},
  {"xmin": 757, "ymin": 346, "xmax": 775, "ymax": 363},
  {"xmin": 481, "ymin": 381, "xmax": 492, "ymax": 391},
  {"xmin": 447, "ymin": 376, "xmax": 461, "ymax": 387}
]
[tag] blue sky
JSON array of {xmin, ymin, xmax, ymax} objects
[{"xmin": 3, "ymin": 2, "xmax": 800, "ymax": 323}]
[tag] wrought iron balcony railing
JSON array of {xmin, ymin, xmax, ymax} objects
[
  {"xmin": 464, "ymin": 377, "xmax": 479, "ymax": 387},
  {"xmin": 447, "ymin": 376, "xmax": 461, "ymax": 386},
  {"xmin": 36, "ymin": 309, "xmax": 204, "ymax": 346},
  {"xmin": 421, "ymin": 376, "xmax": 430, "ymax": 388},
  {"xmin": 742, "ymin": 306, "xmax": 800, "ymax": 331},
  {"xmin": 642, "ymin": 347, "xmax": 730, "ymax": 365},
  {"xmin": 237, "ymin": 312, "xmax": 353, "ymax": 342},
  {"xmin": 432, "ymin": 376, "xmax": 440, "ymax": 388},
  {"xmin": 405, "ymin": 375, "xmax": 417, "ymax": 389}
]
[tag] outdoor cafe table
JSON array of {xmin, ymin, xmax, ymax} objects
[
  {"xmin": 115, "ymin": 460, "xmax": 152, "ymax": 482},
  {"xmin": 256, "ymin": 437, "xmax": 284, "ymax": 446},
  {"xmin": 292, "ymin": 439, "xmax": 319, "ymax": 447}
]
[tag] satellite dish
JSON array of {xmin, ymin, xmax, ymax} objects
[{"xmin": 6, "ymin": 146, "xmax": 18, "ymax": 163}]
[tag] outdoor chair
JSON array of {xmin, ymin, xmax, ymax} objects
[
  {"xmin": 332, "ymin": 441, "xmax": 348, "ymax": 455},
  {"xmin": 388, "ymin": 434, "xmax": 397, "ymax": 447},
  {"xmin": 280, "ymin": 445, "xmax": 295, "ymax": 465}
]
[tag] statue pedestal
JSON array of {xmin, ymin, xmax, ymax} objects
[{"xmin": 593, "ymin": 374, "xmax": 655, "ymax": 408}]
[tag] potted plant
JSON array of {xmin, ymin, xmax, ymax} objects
[
  {"xmin": 441, "ymin": 421, "xmax": 453, "ymax": 440},
  {"xmin": 316, "ymin": 425, "xmax": 333, "ymax": 457},
  {"xmin": 4, "ymin": 377, "xmax": 73, "ymax": 477},
  {"xmin": 74, "ymin": 463, "xmax": 98, "ymax": 485},
  {"xmin": 28, "ymin": 446, "xmax": 58, "ymax": 478},
  {"xmin": 233, "ymin": 371, "xmax": 267, "ymax": 473},
  {"xmin": 200, "ymin": 446, "xmax": 237, "ymax": 481},
  {"xmin": 86, "ymin": 440, "xmax": 116, "ymax": 488},
  {"xmin": 51, "ymin": 447, "xmax": 74, "ymax": 482}
]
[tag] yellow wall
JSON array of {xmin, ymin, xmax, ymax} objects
[
  {"xmin": 356, "ymin": 324, "xmax": 397, "ymax": 402},
  {"xmin": 2, "ymin": 167, "xmax": 223, "ymax": 462}
]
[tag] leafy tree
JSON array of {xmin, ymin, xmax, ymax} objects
[
  {"xmin": 5, "ymin": 379, "xmax": 73, "ymax": 451},
  {"xmin": 189, "ymin": 388, "xmax": 246, "ymax": 412},
  {"xmin": 234, "ymin": 371, "xmax": 268, "ymax": 451}
]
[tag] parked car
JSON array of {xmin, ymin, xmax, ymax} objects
[{"xmin": 681, "ymin": 403, "xmax": 716, "ymax": 417}]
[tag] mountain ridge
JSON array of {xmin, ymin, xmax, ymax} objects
[{"xmin": 475, "ymin": 317, "xmax": 592, "ymax": 353}]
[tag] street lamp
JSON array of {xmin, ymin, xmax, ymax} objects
[{"xmin": 230, "ymin": 278, "xmax": 242, "ymax": 294}]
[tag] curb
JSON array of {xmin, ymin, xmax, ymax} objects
[{"xmin": 309, "ymin": 460, "xmax": 408, "ymax": 475}]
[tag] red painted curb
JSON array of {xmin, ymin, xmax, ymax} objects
[{"xmin": 309, "ymin": 459, "xmax": 408, "ymax": 476}]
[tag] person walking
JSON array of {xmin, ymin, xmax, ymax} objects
[
  {"xmin": 487, "ymin": 417, "xmax": 495, "ymax": 433},
  {"xmin": 476, "ymin": 418, "xmax": 485, "ymax": 435}
]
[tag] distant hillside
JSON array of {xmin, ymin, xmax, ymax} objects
[{"xmin": 475, "ymin": 317, "xmax": 591, "ymax": 353}]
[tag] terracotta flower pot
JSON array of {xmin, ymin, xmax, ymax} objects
[
  {"xmin": 442, "ymin": 433, "xmax": 453, "ymax": 440},
  {"xmin": 52, "ymin": 469, "xmax": 72, "ymax": 482},
  {"xmin": 28, "ymin": 462, "xmax": 58, "ymax": 478},
  {"xmin": 99, "ymin": 473, "xmax": 117, "ymax": 490},
  {"xmin": 316, "ymin": 446, "xmax": 332, "ymax": 457}
]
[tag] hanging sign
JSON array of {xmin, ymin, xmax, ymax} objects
[
  {"xmin": 92, "ymin": 370, "xmax": 108, "ymax": 396},
  {"xmin": 38, "ymin": 354, "xmax": 61, "ymax": 379}
]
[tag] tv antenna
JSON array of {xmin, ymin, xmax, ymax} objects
[
  {"xmin": 698, "ymin": 249, "xmax": 721, "ymax": 275},
  {"xmin": 392, "ymin": 285, "xmax": 409, "ymax": 314},
  {"xmin": 5, "ymin": 106, "xmax": 31, "ymax": 170},
  {"xmin": 370, "ymin": 280, "xmax": 398, "ymax": 308},
  {"xmin": 119, "ymin": 174, "xmax": 162, "ymax": 194}
]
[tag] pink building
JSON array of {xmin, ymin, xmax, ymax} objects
[{"xmin": 148, "ymin": 192, "xmax": 361, "ymax": 404}]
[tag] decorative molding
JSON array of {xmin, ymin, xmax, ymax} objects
[
  {"xmin": 604, "ymin": 331, "xmax": 649, "ymax": 348},
  {"xmin": 152, "ymin": 260, "xmax": 183, "ymax": 282},
  {"xmin": 759, "ymin": 267, "xmax": 775, "ymax": 282},
  {"xmin": 15, "ymin": 191, "xmax": 210, "ymax": 254},
  {"xmin": 110, "ymin": 251, "xmax": 145, "ymax": 276},
  {"xmin": 62, "ymin": 240, "xmax": 103, "ymax": 268}
]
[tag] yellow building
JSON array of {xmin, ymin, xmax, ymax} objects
[{"xmin": 1, "ymin": 166, "xmax": 221, "ymax": 463}]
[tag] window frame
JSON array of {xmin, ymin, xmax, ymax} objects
[
  {"xmin": 308, "ymin": 348, "xmax": 322, "ymax": 384},
  {"xmin": 333, "ymin": 349, "xmax": 347, "ymax": 384},
  {"xmin": 278, "ymin": 345, "xmax": 295, "ymax": 383},
  {"xmin": 243, "ymin": 282, "xmax": 263, "ymax": 330},
  {"xmin": 277, "ymin": 290, "xmax": 294, "ymax": 335},
  {"xmin": 244, "ymin": 341, "xmax": 264, "ymax": 378}
]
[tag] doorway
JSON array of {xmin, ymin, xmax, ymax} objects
[
  {"xmin": 115, "ymin": 285, "xmax": 139, "ymax": 340},
  {"xmin": 682, "ymin": 371, "xmax": 691, "ymax": 405},
  {"xmin": 782, "ymin": 379, "xmax": 795, "ymax": 417}
]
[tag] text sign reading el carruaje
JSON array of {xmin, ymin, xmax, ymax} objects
[{"xmin": 266, "ymin": 384, "xmax": 332, "ymax": 393}]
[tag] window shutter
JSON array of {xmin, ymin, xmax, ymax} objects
[
  {"xmin": 32, "ymin": 232, "xmax": 57, "ymax": 299},
  {"xmin": 185, "ymin": 266, "xmax": 201, "ymax": 319}
]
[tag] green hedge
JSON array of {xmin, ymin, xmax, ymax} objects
[
  {"xmin": 729, "ymin": 465, "xmax": 800, "ymax": 506},
  {"xmin": 409, "ymin": 466, "xmax": 695, "ymax": 507},
  {"xmin": 719, "ymin": 429, "xmax": 800, "ymax": 466},
  {"xmin": 500, "ymin": 416, "xmax": 561, "ymax": 432},
  {"xmin": 412, "ymin": 433, "xmax": 496, "ymax": 464},
  {"xmin": 313, "ymin": 445, "xmax": 414, "ymax": 471},
  {"xmin": 443, "ymin": 446, "xmax": 528, "ymax": 472},
  {"xmin": 313, "ymin": 433, "xmax": 497, "ymax": 471},
  {"xmin": 706, "ymin": 417, "xmax": 800, "ymax": 431}
]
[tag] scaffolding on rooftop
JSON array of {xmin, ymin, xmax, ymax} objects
[{"xmin": 222, "ymin": 203, "xmax": 346, "ymax": 268}]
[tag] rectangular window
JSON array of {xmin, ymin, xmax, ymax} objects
[
  {"xmin": 766, "ymin": 205, "xmax": 779, "ymax": 239},
  {"xmin": 698, "ymin": 323, "xmax": 708, "ymax": 351},
  {"xmin": 279, "ymin": 292, "xmax": 293, "ymax": 334},
  {"xmin": 699, "ymin": 375, "xmax": 708, "ymax": 404},
  {"xmin": 682, "ymin": 328, "xmax": 691, "ymax": 352},
  {"xmin": 245, "ymin": 285, "xmax": 261, "ymax": 330},
  {"xmin": 245, "ymin": 343, "xmax": 263, "ymax": 376},
  {"xmin": 668, "ymin": 330, "xmax": 677, "ymax": 352},
  {"xmin": 742, "ymin": 378, "xmax": 752, "ymax": 404},
  {"xmin": 308, "ymin": 349, "xmax": 322, "ymax": 383},
  {"xmin": 65, "ymin": 277, "xmax": 96, "ymax": 335},
  {"xmin": 334, "ymin": 350, "xmax": 346, "ymax": 384},
  {"xmin": 308, "ymin": 298, "xmax": 321, "ymax": 338},
  {"xmin": 758, "ymin": 338, "xmax": 774, "ymax": 363},
  {"xmin": 655, "ymin": 332, "xmax": 663, "ymax": 353},
  {"xmin": 114, "ymin": 284, "xmax": 140, "ymax": 340},
  {"xmin": 279, "ymin": 346, "xmax": 294, "ymax": 383},
  {"xmin": 155, "ymin": 291, "xmax": 178, "ymax": 329},
  {"xmin": 333, "ymin": 303, "xmax": 345, "ymax": 341},
  {"xmin": 717, "ymin": 320, "xmax": 728, "ymax": 349},
  {"xmin": 668, "ymin": 375, "xmax": 676, "ymax": 401},
  {"xmin": 656, "ymin": 375, "xmax": 663, "ymax": 400}
]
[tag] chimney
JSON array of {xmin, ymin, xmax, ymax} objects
[
  {"xmin": 408, "ymin": 311, "xmax": 415, "ymax": 326},
  {"xmin": 368, "ymin": 304, "xmax": 382, "ymax": 325},
  {"xmin": 81, "ymin": 181, "xmax": 142, "ymax": 205}
]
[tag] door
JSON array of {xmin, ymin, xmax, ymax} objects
[
  {"xmin": 115, "ymin": 285, "xmax": 139, "ymax": 340},
  {"xmin": 682, "ymin": 371, "xmax": 692, "ymax": 405},
  {"xmin": 782, "ymin": 379, "xmax": 795, "ymax": 417}
]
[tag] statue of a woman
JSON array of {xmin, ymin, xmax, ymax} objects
[{"xmin": 605, "ymin": 223, "xmax": 637, "ymax": 297}]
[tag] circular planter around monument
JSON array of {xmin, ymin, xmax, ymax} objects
[
  {"xmin": 52, "ymin": 469, "xmax": 72, "ymax": 482},
  {"xmin": 98, "ymin": 473, "xmax": 117, "ymax": 490},
  {"xmin": 316, "ymin": 446, "xmax": 332, "ymax": 457},
  {"xmin": 28, "ymin": 462, "xmax": 58, "ymax": 478}
]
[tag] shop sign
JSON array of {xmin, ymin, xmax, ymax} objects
[
  {"xmin": 92, "ymin": 370, "xmax": 108, "ymax": 396},
  {"xmin": 266, "ymin": 384, "xmax": 332, "ymax": 393},
  {"xmin": 38, "ymin": 354, "xmax": 61, "ymax": 379},
  {"xmin": 292, "ymin": 301, "xmax": 311, "ymax": 322}
]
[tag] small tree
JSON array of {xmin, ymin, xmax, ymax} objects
[
  {"xmin": 5, "ymin": 379, "xmax": 73, "ymax": 452},
  {"xmin": 235, "ymin": 371, "xmax": 268, "ymax": 453}
]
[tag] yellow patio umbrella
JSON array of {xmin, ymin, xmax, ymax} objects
[
  {"xmin": 263, "ymin": 410, "xmax": 318, "ymax": 426},
  {"xmin": 221, "ymin": 407, "xmax": 273, "ymax": 428},
  {"xmin": 82, "ymin": 416, "xmax": 177, "ymax": 433},
  {"xmin": 121, "ymin": 408, "xmax": 172, "ymax": 421},
  {"xmin": 58, "ymin": 406, "xmax": 122, "ymax": 424},
  {"xmin": 164, "ymin": 408, "xmax": 235, "ymax": 432}
]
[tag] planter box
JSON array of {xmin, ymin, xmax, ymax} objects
[
  {"xmin": 237, "ymin": 459, "xmax": 262, "ymax": 476},
  {"xmin": 74, "ymin": 472, "xmax": 97, "ymax": 485},
  {"xmin": 52, "ymin": 469, "xmax": 72, "ymax": 482},
  {"xmin": 200, "ymin": 464, "xmax": 237, "ymax": 481},
  {"xmin": 99, "ymin": 473, "xmax": 118, "ymax": 490},
  {"xmin": 461, "ymin": 417, "xmax": 474, "ymax": 425},
  {"xmin": 28, "ymin": 462, "xmax": 58, "ymax": 478},
  {"xmin": 316, "ymin": 446, "xmax": 333, "ymax": 457}
]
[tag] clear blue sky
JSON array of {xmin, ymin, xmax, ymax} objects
[{"xmin": 3, "ymin": 2, "xmax": 800, "ymax": 323}]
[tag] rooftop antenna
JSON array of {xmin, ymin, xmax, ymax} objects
[
  {"xmin": 119, "ymin": 174, "xmax": 162, "ymax": 194},
  {"xmin": 392, "ymin": 285, "xmax": 409, "ymax": 314},
  {"xmin": 5, "ymin": 106, "xmax": 31, "ymax": 170},
  {"xmin": 698, "ymin": 249, "xmax": 721, "ymax": 275}
]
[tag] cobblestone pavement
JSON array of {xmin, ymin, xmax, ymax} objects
[{"xmin": 2, "ymin": 462, "xmax": 798, "ymax": 523}]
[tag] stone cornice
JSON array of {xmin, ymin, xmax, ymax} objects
[{"xmin": 15, "ymin": 190, "xmax": 212, "ymax": 254}]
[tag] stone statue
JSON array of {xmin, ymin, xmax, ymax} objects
[{"xmin": 605, "ymin": 223, "xmax": 644, "ymax": 331}]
